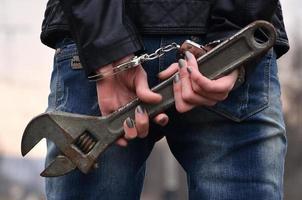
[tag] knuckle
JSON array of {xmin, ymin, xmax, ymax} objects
[
  {"xmin": 207, "ymin": 101, "xmax": 217, "ymax": 107},
  {"xmin": 182, "ymin": 91, "xmax": 194, "ymax": 102},
  {"xmin": 217, "ymin": 93, "xmax": 229, "ymax": 101},
  {"xmin": 137, "ymin": 124, "xmax": 149, "ymax": 138},
  {"xmin": 192, "ymin": 84, "xmax": 201, "ymax": 94},
  {"xmin": 221, "ymin": 93, "xmax": 229, "ymax": 100},
  {"xmin": 222, "ymin": 85, "xmax": 232, "ymax": 93},
  {"xmin": 100, "ymin": 99, "xmax": 119, "ymax": 109},
  {"xmin": 202, "ymin": 83, "xmax": 214, "ymax": 93},
  {"xmin": 228, "ymin": 85, "xmax": 234, "ymax": 92},
  {"xmin": 176, "ymin": 103, "xmax": 188, "ymax": 113},
  {"xmin": 124, "ymin": 131, "xmax": 137, "ymax": 140},
  {"xmin": 100, "ymin": 106, "xmax": 114, "ymax": 115},
  {"xmin": 136, "ymin": 86, "xmax": 144, "ymax": 94},
  {"xmin": 191, "ymin": 74, "xmax": 200, "ymax": 82},
  {"xmin": 137, "ymin": 118, "xmax": 149, "ymax": 127},
  {"xmin": 139, "ymin": 129, "xmax": 149, "ymax": 138},
  {"xmin": 221, "ymin": 83, "xmax": 233, "ymax": 93}
]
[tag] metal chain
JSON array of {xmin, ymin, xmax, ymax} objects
[
  {"xmin": 88, "ymin": 42, "xmax": 180, "ymax": 81},
  {"xmin": 141, "ymin": 42, "xmax": 180, "ymax": 62}
]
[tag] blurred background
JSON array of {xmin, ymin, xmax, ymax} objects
[{"xmin": 0, "ymin": 0, "xmax": 301, "ymax": 199}]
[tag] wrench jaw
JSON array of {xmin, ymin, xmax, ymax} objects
[
  {"xmin": 21, "ymin": 111, "xmax": 115, "ymax": 177},
  {"xmin": 21, "ymin": 113, "xmax": 57, "ymax": 156},
  {"xmin": 48, "ymin": 112, "xmax": 112, "ymax": 174},
  {"xmin": 41, "ymin": 155, "xmax": 76, "ymax": 177},
  {"xmin": 21, "ymin": 113, "xmax": 78, "ymax": 177}
]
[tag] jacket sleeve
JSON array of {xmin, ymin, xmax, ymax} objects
[
  {"xmin": 58, "ymin": 0, "xmax": 144, "ymax": 76},
  {"xmin": 207, "ymin": 0, "xmax": 279, "ymax": 42}
]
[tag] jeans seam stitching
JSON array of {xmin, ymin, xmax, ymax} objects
[
  {"xmin": 60, "ymin": 86, "xmax": 69, "ymax": 111},
  {"xmin": 54, "ymin": 61, "xmax": 59, "ymax": 109},
  {"xmin": 267, "ymin": 51, "xmax": 273, "ymax": 108}
]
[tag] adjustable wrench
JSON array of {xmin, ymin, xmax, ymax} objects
[{"xmin": 21, "ymin": 21, "xmax": 276, "ymax": 177}]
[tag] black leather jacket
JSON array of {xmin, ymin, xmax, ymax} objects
[{"xmin": 41, "ymin": 0, "xmax": 289, "ymax": 76}]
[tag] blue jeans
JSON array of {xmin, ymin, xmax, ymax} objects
[{"xmin": 45, "ymin": 36, "xmax": 287, "ymax": 200}]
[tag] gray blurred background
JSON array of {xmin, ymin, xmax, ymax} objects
[{"xmin": 0, "ymin": 0, "xmax": 301, "ymax": 199}]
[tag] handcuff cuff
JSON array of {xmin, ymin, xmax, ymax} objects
[{"xmin": 87, "ymin": 39, "xmax": 244, "ymax": 86}]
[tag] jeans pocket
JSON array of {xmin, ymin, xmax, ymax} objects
[
  {"xmin": 207, "ymin": 51, "xmax": 274, "ymax": 122},
  {"xmin": 47, "ymin": 41, "xmax": 99, "ymax": 115}
]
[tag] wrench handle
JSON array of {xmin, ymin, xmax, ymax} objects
[{"xmin": 105, "ymin": 20, "xmax": 276, "ymax": 136}]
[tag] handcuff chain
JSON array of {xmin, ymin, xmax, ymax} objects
[
  {"xmin": 88, "ymin": 42, "xmax": 180, "ymax": 81},
  {"xmin": 141, "ymin": 42, "xmax": 180, "ymax": 62}
]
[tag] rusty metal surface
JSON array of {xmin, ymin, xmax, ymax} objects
[{"xmin": 21, "ymin": 20, "xmax": 276, "ymax": 177}]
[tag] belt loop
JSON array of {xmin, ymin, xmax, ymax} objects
[{"xmin": 71, "ymin": 55, "xmax": 83, "ymax": 70}]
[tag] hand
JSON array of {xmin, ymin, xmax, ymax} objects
[
  {"xmin": 158, "ymin": 51, "xmax": 239, "ymax": 113},
  {"xmin": 96, "ymin": 54, "xmax": 169, "ymax": 146}
]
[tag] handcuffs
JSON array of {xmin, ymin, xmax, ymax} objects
[{"xmin": 87, "ymin": 40, "xmax": 223, "ymax": 82}]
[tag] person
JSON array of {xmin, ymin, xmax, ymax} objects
[{"xmin": 42, "ymin": 0, "xmax": 289, "ymax": 199}]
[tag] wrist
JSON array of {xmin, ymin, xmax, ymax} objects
[
  {"xmin": 96, "ymin": 63, "xmax": 113, "ymax": 73},
  {"xmin": 93, "ymin": 54, "xmax": 135, "ymax": 79}
]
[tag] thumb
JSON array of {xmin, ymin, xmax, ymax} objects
[
  {"xmin": 158, "ymin": 63, "xmax": 179, "ymax": 80},
  {"xmin": 135, "ymin": 66, "xmax": 162, "ymax": 104}
]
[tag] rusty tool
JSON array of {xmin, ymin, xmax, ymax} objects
[{"xmin": 21, "ymin": 21, "xmax": 276, "ymax": 177}]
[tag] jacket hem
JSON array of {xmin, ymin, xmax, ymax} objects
[
  {"xmin": 41, "ymin": 24, "xmax": 70, "ymax": 49},
  {"xmin": 80, "ymin": 36, "xmax": 144, "ymax": 76}
]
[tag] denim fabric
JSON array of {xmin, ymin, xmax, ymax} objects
[{"xmin": 45, "ymin": 36, "xmax": 287, "ymax": 200}]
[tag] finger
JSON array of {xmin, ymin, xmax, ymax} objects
[
  {"xmin": 184, "ymin": 51, "xmax": 198, "ymax": 70},
  {"xmin": 214, "ymin": 69, "xmax": 239, "ymax": 90},
  {"xmin": 116, "ymin": 138, "xmax": 128, "ymax": 147},
  {"xmin": 153, "ymin": 113, "xmax": 169, "ymax": 127},
  {"xmin": 187, "ymin": 67, "xmax": 229, "ymax": 101},
  {"xmin": 135, "ymin": 67, "xmax": 162, "ymax": 103},
  {"xmin": 185, "ymin": 51, "xmax": 219, "ymax": 101},
  {"xmin": 198, "ymin": 91, "xmax": 229, "ymax": 101},
  {"xmin": 182, "ymin": 90, "xmax": 217, "ymax": 106},
  {"xmin": 135, "ymin": 106, "xmax": 149, "ymax": 138},
  {"xmin": 158, "ymin": 63, "xmax": 179, "ymax": 80},
  {"xmin": 189, "ymin": 66, "xmax": 238, "ymax": 94},
  {"xmin": 176, "ymin": 62, "xmax": 217, "ymax": 108},
  {"xmin": 178, "ymin": 59, "xmax": 199, "ymax": 104},
  {"xmin": 173, "ymin": 73, "xmax": 194, "ymax": 113},
  {"xmin": 123, "ymin": 117, "xmax": 137, "ymax": 140}
]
